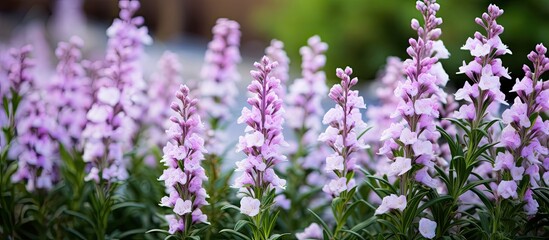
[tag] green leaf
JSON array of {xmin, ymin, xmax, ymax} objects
[
  {"xmin": 357, "ymin": 126, "xmax": 373, "ymax": 140},
  {"xmin": 446, "ymin": 118, "xmax": 470, "ymax": 136},
  {"xmin": 234, "ymin": 219, "xmax": 250, "ymax": 231},
  {"xmin": 146, "ymin": 229, "xmax": 171, "ymax": 235},
  {"xmin": 118, "ymin": 228, "xmax": 147, "ymax": 238},
  {"xmin": 64, "ymin": 209, "xmax": 95, "ymax": 228},
  {"xmin": 63, "ymin": 226, "xmax": 87, "ymax": 240},
  {"xmin": 340, "ymin": 229, "xmax": 366, "ymax": 240},
  {"xmin": 349, "ymin": 216, "xmax": 376, "ymax": 232},
  {"xmin": 2, "ymin": 96, "xmax": 9, "ymax": 115},
  {"xmin": 377, "ymin": 218, "xmax": 399, "ymax": 234},
  {"xmin": 268, "ymin": 233, "xmax": 290, "ymax": 240},
  {"xmin": 112, "ymin": 201, "xmax": 146, "ymax": 211},
  {"xmin": 219, "ymin": 229, "xmax": 251, "ymax": 240},
  {"xmin": 418, "ymin": 195, "xmax": 452, "ymax": 214},
  {"xmin": 221, "ymin": 203, "xmax": 241, "ymax": 212}
]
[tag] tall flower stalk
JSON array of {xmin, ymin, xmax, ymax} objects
[
  {"xmin": 376, "ymin": 0, "xmax": 449, "ymax": 238},
  {"xmin": 287, "ymin": 35, "xmax": 328, "ymax": 157},
  {"xmin": 145, "ymin": 51, "xmax": 183, "ymax": 165},
  {"xmin": 49, "ymin": 36, "xmax": 91, "ymax": 152},
  {"xmin": 317, "ymin": 66, "xmax": 368, "ymax": 239},
  {"xmin": 81, "ymin": 1, "xmax": 151, "ymax": 238},
  {"xmin": 200, "ymin": 18, "xmax": 241, "ymax": 126},
  {"xmin": 284, "ymin": 36, "xmax": 331, "ymax": 233},
  {"xmin": 367, "ymin": 57, "xmax": 405, "ymax": 174},
  {"xmin": 432, "ymin": 4, "xmax": 512, "ymax": 236},
  {"xmin": 489, "ymin": 44, "xmax": 549, "ymax": 237},
  {"xmin": 199, "ymin": 18, "xmax": 242, "ymax": 238},
  {"xmin": 228, "ymin": 56, "xmax": 287, "ymax": 240},
  {"xmin": 10, "ymin": 92, "xmax": 59, "ymax": 192},
  {"xmin": 265, "ymin": 39, "xmax": 289, "ymax": 100},
  {"xmin": 49, "ymin": 37, "xmax": 91, "ymax": 213},
  {"xmin": 0, "ymin": 45, "xmax": 34, "ymax": 238},
  {"xmin": 159, "ymin": 84, "xmax": 209, "ymax": 238}
]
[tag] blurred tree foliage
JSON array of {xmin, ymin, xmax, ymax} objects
[{"xmin": 253, "ymin": 0, "xmax": 549, "ymax": 91}]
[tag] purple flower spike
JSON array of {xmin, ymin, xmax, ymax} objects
[
  {"xmin": 287, "ymin": 36, "xmax": 329, "ymax": 148},
  {"xmin": 265, "ymin": 39, "xmax": 290, "ymax": 99},
  {"xmin": 4, "ymin": 45, "xmax": 34, "ymax": 97},
  {"xmin": 495, "ymin": 44, "xmax": 549, "ymax": 214},
  {"xmin": 319, "ymin": 66, "xmax": 367, "ymax": 197},
  {"xmin": 200, "ymin": 18, "xmax": 241, "ymax": 122},
  {"xmin": 82, "ymin": 0, "xmax": 151, "ymax": 183},
  {"xmin": 49, "ymin": 36, "xmax": 91, "ymax": 150},
  {"xmin": 366, "ymin": 57, "xmax": 406, "ymax": 174},
  {"xmin": 454, "ymin": 4, "xmax": 511, "ymax": 120},
  {"xmin": 234, "ymin": 56, "xmax": 287, "ymax": 215},
  {"xmin": 11, "ymin": 92, "xmax": 60, "ymax": 192},
  {"xmin": 379, "ymin": 0, "xmax": 448, "ymax": 195},
  {"xmin": 146, "ymin": 51, "xmax": 183, "ymax": 150},
  {"xmin": 159, "ymin": 84, "xmax": 209, "ymax": 234},
  {"xmin": 5, "ymin": 46, "xmax": 60, "ymax": 192}
]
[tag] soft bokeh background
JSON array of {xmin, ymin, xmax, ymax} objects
[{"xmin": 1, "ymin": 0, "xmax": 548, "ymax": 92}]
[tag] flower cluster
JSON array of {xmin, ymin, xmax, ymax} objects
[
  {"xmin": 1, "ymin": 45, "xmax": 34, "ymax": 148},
  {"xmin": 11, "ymin": 92, "xmax": 59, "ymax": 191},
  {"xmin": 319, "ymin": 66, "xmax": 367, "ymax": 197},
  {"xmin": 234, "ymin": 56, "xmax": 287, "ymax": 216},
  {"xmin": 200, "ymin": 18, "xmax": 241, "ymax": 122},
  {"xmin": 159, "ymin": 85, "xmax": 209, "ymax": 234},
  {"xmin": 287, "ymin": 36, "xmax": 328, "ymax": 149},
  {"xmin": 82, "ymin": 0, "xmax": 151, "ymax": 183},
  {"xmin": 265, "ymin": 39, "xmax": 290, "ymax": 99},
  {"xmin": 48, "ymin": 36, "xmax": 91, "ymax": 150},
  {"xmin": 378, "ymin": 0, "xmax": 449, "ymax": 199},
  {"xmin": 366, "ymin": 57, "xmax": 405, "ymax": 173},
  {"xmin": 146, "ymin": 51, "xmax": 183, "ymax": 149},
  {"xmin": 494, "ymin": 44, "xmax": 549, "ymax": 214},
  {"xmin": 296, "ymin": 223, "xmax": 323, "ymax": 240},
  {"xmin": 4, "ymin": 46, "xmax": 59, "ymax": 192},
  {"xmin": 454, "ymin": 4, "xmax": 510, "ymax": 121},
  {"xmin": 3, "ymin": 45, "xmax": 34, "ymax": 97}
]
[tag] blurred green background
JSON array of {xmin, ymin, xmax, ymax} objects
[
  {"xmin": 252, "ymin": 0, "xmax": 549, "ymax": 91},
  {"xmin": 1, "ymin": 0, "xmax": 547, "ymax": 92}
]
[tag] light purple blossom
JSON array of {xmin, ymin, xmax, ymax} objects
[
  {"xmin": 159, "ymin": 85, "xmax": 209, "ymax": 234},
  {"xmin": 296, "ymin": 223, "xmax": 324, "ymax": 240},
  {"xmin": 419, "ymin": 218, "xmax": 437, "ymax": 239},
  {"xmin": 524, "ymin": 189, "xmax": 539, "ymax": 215},
  {"xmin": 234, "ymin": 56, "xmax": 287, "ymax": 207},
  {"xmin": 375, "ymin": 194, "xmax": 407, "ymax": 215},
  {"xmin": 388, "ymin": 157, "xmax": 412, "ymax": 177},
  {"xmin": 497, "ymin": 180, "xmax": 517, "ymax": 199},
  {"xmin": 240, "ymin": 196, "xmax": 260, "ymax": 217},
  {"xmin": 319, "ymin": 66, "xmax": 367, "ymax": 197}
]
